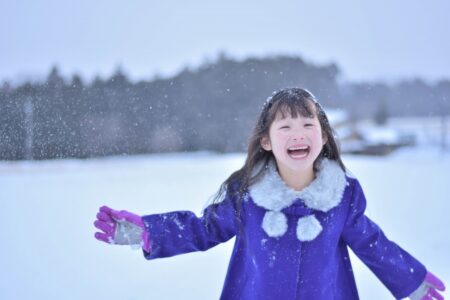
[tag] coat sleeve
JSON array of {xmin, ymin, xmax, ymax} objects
[
  {"xmin": 141, "ymin": 188, "xmax": 240, "ymax": 260},
  {"xmin": 341, "ymin": 178, "xmax": 427, "ymax": 299}
]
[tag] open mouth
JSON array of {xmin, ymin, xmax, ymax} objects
[{"xmin": 287, "ymin": 146, "xmax": 310, "ymax": 158}]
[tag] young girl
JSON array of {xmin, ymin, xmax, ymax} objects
[{"xmin": 94, "ymin": 88, "xmax": 445, "ymax": 299}]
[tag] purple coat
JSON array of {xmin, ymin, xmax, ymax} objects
[{"xmin": 142, "ymin": 159, "xmax": 426, "ymax": 299}]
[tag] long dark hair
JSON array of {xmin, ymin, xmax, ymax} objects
[{"xmin": 206, "ymin": 87, "xmax": 346, "ymax": 226}]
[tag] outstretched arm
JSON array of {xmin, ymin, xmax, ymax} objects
[
  {"xmin": 140, "ymin": 193, "xmax": 240, "ymax": 259},
  {"xmin": 94, "ymin": 189, "xmax": 240, "ymax": 259},
  {"xmin": 341, "ymin": 179, "xmax": 445, "ymax": 299}
]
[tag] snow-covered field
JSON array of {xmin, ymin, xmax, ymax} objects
[{"xmin": 0, "ymin": 148, "xmax": 449, "ymax": 299}]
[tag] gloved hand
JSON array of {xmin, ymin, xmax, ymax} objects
[
  {"xmin": 409, "ymin": 271, "xmax": 446, "ymax": 300},
  {"xmin": 94, "ymin": 205, "xmax": 151, "ymax": 252}
]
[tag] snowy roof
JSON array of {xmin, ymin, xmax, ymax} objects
[{"xmin": 359, "ymin": 127, "xmax": 404, "ymax": 144}]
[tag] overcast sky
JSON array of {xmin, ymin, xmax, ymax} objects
[{"xmin": 1, "ymin": 0, "xmax": 449, "ymax": 84}]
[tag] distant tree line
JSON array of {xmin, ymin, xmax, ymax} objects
[{"xmin": 1, "ymin": 54, "xmax": 449, "ymax": 160}]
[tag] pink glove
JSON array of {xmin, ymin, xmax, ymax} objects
[
  {"xmin": 94, "ymin": 206, "xmax": 151, "ymax": 252},
  {"xmin": 409, "ymin": 271, "xmax": 446, "ymax": 300}
]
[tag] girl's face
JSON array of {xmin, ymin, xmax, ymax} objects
[{"xmin": 260, "ymin": 107, "xmax": 327, "ymax": 175}]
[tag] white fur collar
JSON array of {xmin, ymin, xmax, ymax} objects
[
  {"xmin": 248, "ymin": 158, "xmax": 347, "ymax": 241},
  {"xmin": 249, "ymin": 158, "xmax": 347, "ymax": 213}
]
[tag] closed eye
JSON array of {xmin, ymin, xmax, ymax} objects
[
  {"xmin": 304, "ymin": 123, "xmax": 314, "ymax": 127},
  {"xmin": 279, "ymin": 126, "xmax": 290, "ymax": 129}
]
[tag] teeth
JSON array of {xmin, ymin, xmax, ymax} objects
[{"xmin": 288, "ymin": 146, "xmax": 309, "ymax": 151}]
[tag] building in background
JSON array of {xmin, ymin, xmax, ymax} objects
[{"xmin": 326, "ymin": 108, "xmax": 416, "ymax": 155}]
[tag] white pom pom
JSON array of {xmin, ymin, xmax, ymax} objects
[
  {"xmin": 296, "ymin": 215, "xmax": 322, "ymax": 241},
  {"xmin": 262, "ymin": 211, "xmax": 288, "ymax": 237}
]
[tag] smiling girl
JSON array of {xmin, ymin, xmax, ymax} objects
[{"xmin": 94, "ymin": 87, "xmax": 445, "ymax": 299}]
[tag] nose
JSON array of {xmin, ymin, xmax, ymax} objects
[{"xmin": 292, "ymin": 132, "xmax": 305, "ymax": 141}]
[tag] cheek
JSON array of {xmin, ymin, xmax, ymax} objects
[
  {"xmin": 309, "ymin": 130, "xmax": 325, "ymax": 146},
  {"xmin": 272, "ymin": 131, "xmax": 289, "ymax": 144}
]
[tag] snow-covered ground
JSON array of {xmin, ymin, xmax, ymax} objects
[{"xmin": 0, "ymin": 148, "xmax": 449, "ymax": 299}]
